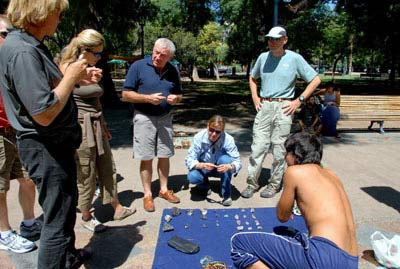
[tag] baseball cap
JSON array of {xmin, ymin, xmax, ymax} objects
[{"xmin": 265, "ymin": 26, "xmax": 287, "ymax": 38}]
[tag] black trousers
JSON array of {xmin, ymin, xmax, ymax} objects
[{"xmin": 18, "ymin": 136, "xmax": 78, "ymax": 269}]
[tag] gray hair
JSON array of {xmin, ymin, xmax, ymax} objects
[{"xmin": 154, "ymin": 38, "xmax": 176, "ymax": 56}]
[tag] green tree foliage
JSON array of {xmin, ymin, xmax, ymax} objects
[
  {"xmin": 337, "ymin": 0, "xmax": 400, "ymax": 79},
  {"xmin": 196, "ymin": 22, "xmax": 226, "ymax": 79}
]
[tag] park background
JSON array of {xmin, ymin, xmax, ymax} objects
[{"xmin": 1, "ymin": 0, "xmax": 399, "ymax": 106}]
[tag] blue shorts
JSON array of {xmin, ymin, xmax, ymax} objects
[{"xmin": 231, "ymin": 229, "xmax": 358, "ymax": 269}]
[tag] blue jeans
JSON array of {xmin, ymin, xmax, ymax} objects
[
  {"xmin": 187, "ymin": 154, "xmax": 233, "ymax": 198},
  {"xmin": 18, "ymin": 136, "xmax": 78, "ymax": 269}
]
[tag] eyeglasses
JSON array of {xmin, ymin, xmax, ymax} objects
[
  {"xmin": 209, "ymin": 128, "xmax": 222, "ymax": 135},
  {"xmin": 267, "ymin": 37, "xmax": 282, "ymax": 42},
  {"xmin": 0, "ymin": 31, "xmax": 8, "ymax": 39},
  {"xmin": 85, "ymin": 49, "xmax": 102, "ymax": 58}
]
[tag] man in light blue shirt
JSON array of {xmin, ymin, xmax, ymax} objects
[
  {"xmin": 185, "ymin": 115, "xmax": 242, "ymax": 206},
  {"xmin": 241, "ymin": 26, "xmax": 321, "ymax": 199}
]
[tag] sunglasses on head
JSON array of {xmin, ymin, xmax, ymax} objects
[
  {"xmin": 267, "ymin": 37, "xmax": 281, "ymax": 42},
  {"xmin": 0, "ymin": 31, "xmax": 8, "ymax": 39},
  {"xmin": 209, "ymin": 128, "xmax": 222, "ymax": 135},
  {"xmin": 85, "ymin": 49, "xmax": 102, "ymax": 58}
]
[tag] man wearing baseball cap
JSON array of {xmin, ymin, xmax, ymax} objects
[{"xmin": 241, "ymin": 26, "xmax": 321, "ymax": 199}]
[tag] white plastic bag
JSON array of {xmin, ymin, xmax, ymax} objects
[{"xmin": 371, "ymin": 231, "xmax": 400, "ymax": 268}]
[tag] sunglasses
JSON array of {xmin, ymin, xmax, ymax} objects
[
  {"xmin": 0, "ymin": 31, "xmax": 8, "ymax": 39},
  {"xmin": 209, "ymin": 128, "xmax": 222, "ymax": 135},
  {"xmin": 267, "ymin": 37, "xmax": 282, "ymax": 42},
  {"xmin": 85, "ymin": 49, "xmax": 102, "ymax": 58}
]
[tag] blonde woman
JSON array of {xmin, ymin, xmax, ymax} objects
[
  {"xmin": 185, "ymin": 115, "xmax": 242, "ymax": 206},
  {"xmin": 60, "ymin": 29, "xmax": 135, "ymax": 233},
  {"xmin": 0, "ymin": 1, "xmax": 102, "ymax": 268}
]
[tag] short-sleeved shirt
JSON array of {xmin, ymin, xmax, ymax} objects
[
  {"xmin": 123, "ymin": 57, "xmax": 183, "ymax": 116},
  {"xmin": 251, "ymin": 50, "xmax": 317, "ymax": 98},
  {"xmin": 0, "ymin": 29, "xmax": 81, "ymax": 147}
]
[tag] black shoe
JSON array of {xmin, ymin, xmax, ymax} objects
[{"xmin": 66, "ymin": 248, "xmax": 93, "ymax": 269}]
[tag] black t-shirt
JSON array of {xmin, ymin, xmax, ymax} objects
[
  {"xmin": 299, "ymin": 104, "xmax": 320, "ymax": 127},
  {"xmin": 0, "ymin": 29, "xmax": 81, "ymax": 147}
]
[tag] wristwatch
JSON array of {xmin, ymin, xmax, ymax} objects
[{"xmin": 298, "ymin": 95, "xmax": 305, "ymax": 102}]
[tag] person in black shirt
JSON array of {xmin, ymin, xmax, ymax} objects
[
  {"xmin": 0, "ymin": 1, "xmax": 102, "ymax": 268},
  {"xmin": 298, "ymin": 96, "xmax": 321, "ymax": 134}
]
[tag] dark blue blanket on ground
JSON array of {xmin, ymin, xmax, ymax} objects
[{"xmin": 152, "ymin": 207, "xmax": 308, "ymax": 269}]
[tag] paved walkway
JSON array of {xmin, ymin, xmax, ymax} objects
[{"xmin": 1, "ymin": 109, "xmax": 399, "ymax": 269}]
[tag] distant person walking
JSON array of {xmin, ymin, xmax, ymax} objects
[
  {"xmin": 0, "ymin": 1, "xmax": 102, "ymax": 268},
  {"xmin": 59, "ymin": 29, "xmax": 135, "ymax": 233},
  {"xmin": 241, "ymin": 26, "xmax": 321, "ymax": 199},
  {"xmin": 122, "ymin": 38, "xmax": 183, "ymax": 212},
  {"xmin": 185, "ymin": 115, "xmax": 242, "ymax": 206},
  {"xmin": 0, "ymin": 14, "xmax": 42, "ymax": 254}
]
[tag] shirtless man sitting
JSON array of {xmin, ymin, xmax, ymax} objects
[{"xmin": 231, "ymin": 132, "xmax": 358, "ymax": 269}]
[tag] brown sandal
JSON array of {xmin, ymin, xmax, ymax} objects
[{"xmin": 113, "ymin": 206, "xmax": 136, "ymax": 221}]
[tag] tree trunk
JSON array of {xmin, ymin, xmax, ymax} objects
[
  {"xmin": 192, "ymin": 65, "xmax": 200, "ymax": 81},
  {"xmin": 246, "ymin": 59, "xmax": 252, "ymax": 78},
  {"xmin": 332, "ymin": 54, "xmax": 342, "ymax": 80},
  {"xmin": 98, "ymin": 53, "xmax": 121, "ymax": 108},
  {"xmin": 213, "ymin": 62, "xmax": 220, "ymax": 80},
  {"xmin": 348, "ymin": 34, "xmax": 354, "ymax": 74}
]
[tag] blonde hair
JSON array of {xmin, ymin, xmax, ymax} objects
[
  {"xmin": 0, "ymin": 14, "xmax": 10, "ymax": 28},
  {"xmin": 6, "ymin": 0, "xmax": 68, "ymax": 29},
  {"xmin": 60, "ymin": 29, "xmax": 105, "ymax": 65},
  {"xmin": 208, "ymin": 115, "xmax": 225, "ymax": 130}
]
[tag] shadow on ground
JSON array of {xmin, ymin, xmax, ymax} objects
[
  {"xmin": 361, "ymin": 186, "xmax": 400, "ymax": 213},
  {"xmin": 150, "ymin": 174, "xmax": 189, "ymax": 196},
  {"xmin": 83, "ymin": 221, "xmax": 146, "ymax": 269}
]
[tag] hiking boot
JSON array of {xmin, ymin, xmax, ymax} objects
[
  {"xmin": 20, "ymin": 219, "xmax": 43, "ymax": 240},
  {"xmin": 222, "ymin": 197, "xmax": 232, "ymax": 207},
  {"xmin": 241, "ymin": 185, "xmax": 256, "ymax": 198},
  {"xmin": 0, "ymin": 231, "xmax": 36, "ymax": 253},
  {"xmin": 159, "ymin": 190, "xmax": 180, "ymax": 203},
  {"xmin": 81, "ymin": 217, "xmax": 107, "ymax": 233},
  {"xmin": 260, "ymin": 185, "xmax": 279, "ymax": 198}
]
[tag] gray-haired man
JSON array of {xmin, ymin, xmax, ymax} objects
[{"xmin": 122, "ymin": 38, "xmax": 183, "ymax": 212}]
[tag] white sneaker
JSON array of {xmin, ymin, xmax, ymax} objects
[
  {"xmin": 81, "ymin": 218, "xmax": 107, "ymax": 233},
  {"xmin": 0, "ymin": 231, "xmax": 36, "ymax": 253}
]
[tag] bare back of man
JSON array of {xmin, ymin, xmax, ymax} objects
[{"xmin": 278, "ymin": 163, "xmax": 358, "ymax": 256}]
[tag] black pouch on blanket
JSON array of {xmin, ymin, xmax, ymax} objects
[{"xmin": 167, "ymin": 235, "xmax": 200, "ymax": 254}]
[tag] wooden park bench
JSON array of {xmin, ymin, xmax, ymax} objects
[{"xmin": 339, "ymin": 95, "xmax": 400, "ymax": 133}]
